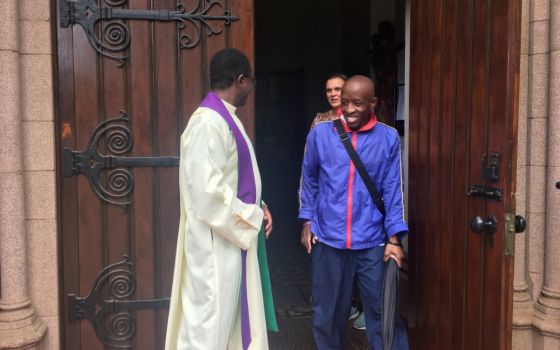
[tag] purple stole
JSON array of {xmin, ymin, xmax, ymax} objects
[{"xmin": 200, "ymin": 92, "xmax": 255, "ymax": 349}]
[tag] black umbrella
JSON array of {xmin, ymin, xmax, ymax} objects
[{"xmin": 381, "ymin": 256, "xmax": 400, "ymax": 350}]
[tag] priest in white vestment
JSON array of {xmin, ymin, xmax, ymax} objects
[{"xmin": 165, "ymin": 48, "xmax": 275, "ymax": 350}]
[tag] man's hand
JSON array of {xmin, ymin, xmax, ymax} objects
[
  {"xmin": 262, "ymin": 205, "xmax": 273, "ymax": 238},
  {"xmin": 300, "ymin": 223, "xmax": 318, "ymax": 254},
  {"xmin": 384, "ymin": 240, "xmax": 405, "ymax": 268}
]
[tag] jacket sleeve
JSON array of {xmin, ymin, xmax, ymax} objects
[
  {"xmin": 182, "ymin": 116, "xmax": 263, "ymax": 250},
  {"xmin": 298, "ymin": 129, "xmax": 320, "ymax": 221},
  {"xmin": 382, "ymin": 135, "xmax": 409, "ymax": 239}
]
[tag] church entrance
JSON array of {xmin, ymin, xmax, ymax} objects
[
  {"xmin": 54, "ymin": 0, "xmax": 521, "ymax": 348},
  {"xmin": 256, "ymin": 0, "xmax": 522, "ymax": 349},
  {"xmin": 254, "ymin": 1, "xmax": 407, "ymax": 348}
]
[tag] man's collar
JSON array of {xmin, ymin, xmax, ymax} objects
[{"xmin": 339, "ymin": 111, "xmax": 377, "ymax": 132}]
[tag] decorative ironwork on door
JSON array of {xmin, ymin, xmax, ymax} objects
[
  {"xmin": 59, "ymin": 0, "xmax": 239, "ymax": 64},
  {"xmin": 63, "ymin": 113, "xmax": 179, "ymax": 347},
  {"xmin": 63, "ymin": 112, "xmax": 179, "ymax": 207},
  {"xmin": 67, "ymin": 256, "xmax": 170, "ymax": 349}
]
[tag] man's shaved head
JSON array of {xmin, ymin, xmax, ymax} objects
[
  {"xmin": 340, "ymin": 75, "xmax": 378, "ymax": 131},
  {"xmin": 342, "ymin": 75, "xmax": 376, "ymax": 99}
]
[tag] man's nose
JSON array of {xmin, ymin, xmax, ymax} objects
[{"xmin": 345, "ymin": 103, "xmax": 356, "ymax": 113}]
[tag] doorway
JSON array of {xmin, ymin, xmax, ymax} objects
[
  {"xmin": 53, "ymin": 0, "xmax": 520, "ymax": 347},
  {"xmin": 254, "ymin": 1, "xmax": 409, "ymax": 347}
]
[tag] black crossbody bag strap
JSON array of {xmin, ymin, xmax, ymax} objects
[{"xmin": 333, "ymin": 119, "xmax": 386, "ymax": 216}]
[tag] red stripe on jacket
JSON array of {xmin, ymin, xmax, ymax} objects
[{"xmin": 340, "ymin": 113, "xmax": 377, "ymax": 249}]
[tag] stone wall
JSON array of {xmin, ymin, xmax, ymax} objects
[
  {"xmin": 512, "ymin": 0, "xmax": 560, "ymax": 348},
  {"xmin": 0, "ymin": 0, "xmax": 58, "ymax": 349}
]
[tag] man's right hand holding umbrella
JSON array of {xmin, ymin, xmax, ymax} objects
[{"xmin": 384, "ymin": 236, "xmax": 405, "ymax": 268}]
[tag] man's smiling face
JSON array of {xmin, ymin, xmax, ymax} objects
[{"xmin": 341, "ymin": 77, "xmax": 377, "ymax": 130}]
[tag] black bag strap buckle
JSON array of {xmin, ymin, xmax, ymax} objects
[{"xmin": 337, "ymin": 130, "xmax": 350, "ymax": 142}]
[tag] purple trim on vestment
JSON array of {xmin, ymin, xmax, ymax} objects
[
  {"xmin": 241, "ymin": 249, "xmax": 249, "ymax": 347},
  {"xmin": 200, "ymin": 92, "xmax": 254, "ymax": 350},
  {"xmin": 200, "ymin": 92, "xmax": 256, "ymax": 204}
]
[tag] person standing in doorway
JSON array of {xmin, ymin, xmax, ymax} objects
[
  {"xmin": 310, "ymin": 73, "xmax": 347, "ymax": 128},
  {"xmin": 165, "ymin": 48, "xmax": 275, "ymax": 350},
  {"xmin": 306, "ymin": 73, "xmax": 366, "ymax": 329},
  {"xmin": 299, "ymin": 75, "xmax": 409, "ymax": 349}
]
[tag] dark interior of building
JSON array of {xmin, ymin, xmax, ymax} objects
[{"xmin": 254, "ymin": 1, "xmax": 407, "ymax": 347}]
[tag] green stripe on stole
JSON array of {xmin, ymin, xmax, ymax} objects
[{"xmin": 257, "ymin": 200, "xmax": 279, "ymax": 332}]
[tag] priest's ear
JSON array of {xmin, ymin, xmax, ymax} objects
[{"xmin": 235, "ymin": 74, "xmax": 256, "ymax": 87}]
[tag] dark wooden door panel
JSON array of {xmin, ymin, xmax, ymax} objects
[
  {"xmin": 55, "ymin": 0, "xmax": 254, "ymax": 349},
  {"xmin": 408, "ymin": 0, "xmax": 520, "ymax": 349}
]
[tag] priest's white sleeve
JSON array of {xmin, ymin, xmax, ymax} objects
[{"xmin": 182, "ymin": 115, "xmax": 263, "ymax": 250}]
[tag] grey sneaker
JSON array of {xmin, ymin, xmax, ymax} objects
[
  {"xmin": 353, "ymin": 312, "xmax": 366, "ymax": 330},
  {"xmin": 348, "ymin": 306, "xmax": 360, "ymax": 320}
]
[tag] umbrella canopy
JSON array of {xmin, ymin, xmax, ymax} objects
[{"xmin": 381, "ymin": 256, "xmax": 400, "ymax": 350}]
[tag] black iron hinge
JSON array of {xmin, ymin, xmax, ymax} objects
[
  {"xmin": 67, "ymin": 256, "xmax": 170, "ymax": 349},
  {"xmin": 59, "ymin": 0, "xmax": 239, "ymax": 65},
  {"xmin": 63, "ymin": 111, "xmax": 179, "ymax": 207}
]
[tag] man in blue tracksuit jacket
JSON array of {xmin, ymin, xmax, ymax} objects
[{"xmin": 299, "ymin": 75, "xmax": 409, "ymax": 350}]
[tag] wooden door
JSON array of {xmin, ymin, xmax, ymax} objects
[
  {"xmin": 407, "ymin": 0, "xmax": 520, "ymax": 349},
  {"xmin": 54, "ymin": 0, "xmax": 253, "ymax": 349}
]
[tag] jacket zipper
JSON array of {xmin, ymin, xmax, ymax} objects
[{"xmin": 346, "ymin": 131, "xmax": 358, "ymax": 249}]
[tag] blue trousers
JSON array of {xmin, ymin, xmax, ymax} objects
[{"xmin": 311, "ymin": 243, "xmax": 409, "ymax": 350}]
